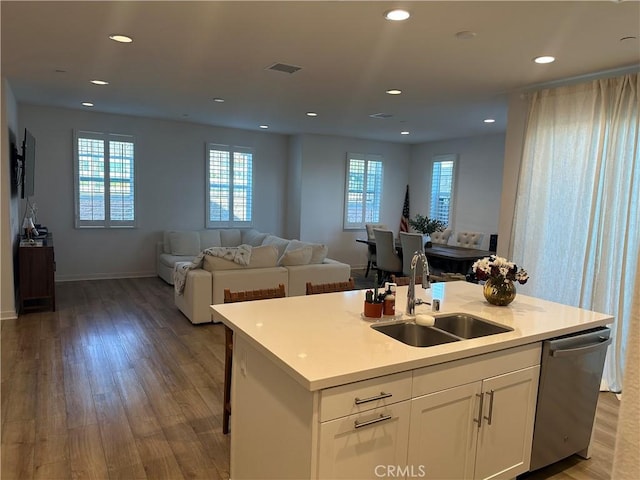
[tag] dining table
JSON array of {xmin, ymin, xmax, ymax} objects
[{"xmin": 356, "ymin": 238, "xmax": 494, "ymax": 274}]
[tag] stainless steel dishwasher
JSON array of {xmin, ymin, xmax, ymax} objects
[{"xmin": 529, "ymin": 326, "xmax": 611, "ymax": 471}]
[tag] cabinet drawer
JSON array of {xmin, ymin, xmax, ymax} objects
[
  {"xmin": 317, "ymin": 400, "xmax": 411, "ymax": 479},
  {"xmin": 413, "ymin": 342, "xmax": 541, "ymax": 397},
  {"xmin": 320, "ymin": 370, "xmax": 412, "ymax": 422}
]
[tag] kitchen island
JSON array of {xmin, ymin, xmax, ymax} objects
[{"xmin": 211, "ymin": 281, "xmax": 612, "ymax": 479}]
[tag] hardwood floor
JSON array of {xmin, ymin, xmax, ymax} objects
[
  {"xmin": 2, "ymin": 278, "xmax": 229, "ymax": 479},
  {"xmin": 1, "ymin": 277, "xmax": 619, "ymax": 479}
]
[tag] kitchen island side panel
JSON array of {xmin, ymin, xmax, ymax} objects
[{"xmin": 231, "ymin": 335, "xmax": 318, "ymax": 479}]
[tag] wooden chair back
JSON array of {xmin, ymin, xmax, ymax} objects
[
  {"xmin": 306, "ymin": 278, "xmax": 355, "ymax": 295},
  {"xmin": 223, "ymin": 284, "xmax": 286, "ymax": 303}
]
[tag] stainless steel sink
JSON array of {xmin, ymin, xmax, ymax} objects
[
  {"xmin": 433, "ymin": 313, "xmax": 513, "ymax": 338},
  {"xmin": 370, "ymin": 313, "xmax": 512, "ymax": 347},
  {"xmin": 371, "ymin": 322, "xmax": 460, "ymax": 347}
]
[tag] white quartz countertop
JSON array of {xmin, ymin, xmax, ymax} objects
[{"xmin": 210, "ymin": 282, "xmax": 613, "ymax": 391}]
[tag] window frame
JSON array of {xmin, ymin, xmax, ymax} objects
[
  {"xmin": 343, "ymin": 152, "xmax": 384, "ymax": 230},
  {"xmin": 73, "ymin": 130, "xmax": 137, "ymax": 229},
  {"xmin": 205, "ymin": 143, "xmax": 254, "ymax": 228},
  {"xmin": 429, "ymin": 154, "xmax": 457, "ymax": 227}
]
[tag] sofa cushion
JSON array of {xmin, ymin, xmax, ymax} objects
[
  {"xmin": 262, "ymin": 235, "xmax": 290, "ymax": 259},
  {"xmin": 220, "ymin": 229, "xmax": 242, "ymax": 247},
  {"xmin": 169, "ymin": 231, "xmax": 201, "ymax": 256},
  {"xmin": 202, "ymin": 245, "xmax": 278, "ymax": 271},
  {"xmin": 200, "ymin": 230, "xmax": 222, "ymax": 250},
  {"xmin": 241, "ymin": 228, "xmax": 268, "ymax": 247},
  {"xmin": 279, "ymin": 245, "xmax": 312, "ymax": 266},
  {"xmin": 286, "ymin": 240, "xmax": 328, "ymax": 264}
]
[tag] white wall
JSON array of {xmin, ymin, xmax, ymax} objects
[
  {"xmin": 297, "ymin": 134, "xmax": 411, "ymax": 268},
  {"xmin": 18, "ymin": 104, "xmax": 289, "ymax": 281},
  {"xmin": 286, "ymin": 135, "xmax": 302, "ymax": 240},
  {"xmin": 1, "ymin": 79, "xmax": 20, "ymax": 319},
  {"xmin": 498, "ymin": 93, "xmax": 529, "ymax": 258},
  {"xmin": 410, "ymin": 134, "xmax": 506, "ymax": 251},
  {"xmin": 14, "ymin": 103, "xmax": 507, "ymax": 281}
]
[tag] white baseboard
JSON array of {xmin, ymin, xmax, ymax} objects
[{"xmin": 1, "ymin": 309, "xmax": 18, "ymax": 321}]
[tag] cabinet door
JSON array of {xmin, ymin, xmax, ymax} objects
[
  {"xmin": 407, "ymin": 382, "xmax": 482, "ymax": 480},
  {"xmin": 474, "ymin": 365, "xmax": 540, "ymax": 480},
  {"xmin": 317, "ymin": 400, "xmax": 411, "ymax": 479}
]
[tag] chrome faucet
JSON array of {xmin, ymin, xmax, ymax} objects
[{"xmin": 406, "ymin": 250, "xmax": 431, "ymax": 316}]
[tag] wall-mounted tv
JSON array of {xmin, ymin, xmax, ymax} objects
[{"xmin": 19, "ymin": 128, "xmax": 36, "ymax": 199}]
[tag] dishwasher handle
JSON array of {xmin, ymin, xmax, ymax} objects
[{"xmin": 550, "ymin": 336, "xmax": 611, "ymax": 358}]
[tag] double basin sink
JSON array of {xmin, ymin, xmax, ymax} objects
[{"xmin": 371, "ymin": 313, "xmax": 513, "ymax": 347}]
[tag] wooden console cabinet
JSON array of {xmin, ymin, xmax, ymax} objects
[{"xmin": 18, "ymin": 234, "xmax": 55, "ymax": 313}]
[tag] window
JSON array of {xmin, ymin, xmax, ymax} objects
[
  {"xmin": 429, "ymin": 154, "xmax": 456, "ymax": 225},
  {"xmin": 344, "ymin": 153, "xmax": 383, "ymax": 229},
  {"xmin": 206, "ymin": 144, "xmax": 253, "ymax": 227},
  {"xmin": 74, "ymin": 131, "xmax": 136, "ymax": 228}
]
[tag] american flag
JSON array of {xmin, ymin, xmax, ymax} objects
[{"xmin": 399, "ymin": 184, "xmax": 410, "ymax": 232}]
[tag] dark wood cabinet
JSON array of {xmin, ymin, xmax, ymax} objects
[{"xmin": 18, "ymin": 235, "xmax": 55, "ymax": 313}]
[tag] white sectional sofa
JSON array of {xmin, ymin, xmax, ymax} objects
[{"xmin": 157, "ymin": 229, "xmax": 351, "ymax": 324}]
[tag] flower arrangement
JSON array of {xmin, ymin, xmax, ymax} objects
[
  {"xmin": 408, "ymin": 214, "xmax": 447, "ymax": 235},
  {"xmin": 471, "ymin": 255, "xmax": 529, "ymax": 284}
]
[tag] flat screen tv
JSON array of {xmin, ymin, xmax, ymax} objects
[{"xmin": 20, "ymin": 128, "xmax": 36, "ymax": 199}]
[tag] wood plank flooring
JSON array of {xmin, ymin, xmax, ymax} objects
[
  {"xmin": 2, "ymin": 278, "xmax": 228, "ymax": 480},
  {"xmin": 1, "ymin": 277, "xmax": 619, "ymax": 479}
]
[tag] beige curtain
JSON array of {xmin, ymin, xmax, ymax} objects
[{"xmin": 511, "ymin": 73, "xmax": 639, "ymax": 392}]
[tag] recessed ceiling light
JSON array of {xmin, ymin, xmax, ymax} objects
[
  {"xmin": 306, "ymin": 112, "xmax": 318, "ymax": 117},
  {"xmin": 384, "ymin": 9, "xmax": 410, "ymax": 21},
  {"xmin": 109, "ymin": 34, "xmax": 133, "ymax": 43},
  {"xmin": 212, "ymin": 97, "xmax": 225, "ymax": 103},
  {"xmin": 534, "ymin": 56, "xmax": 556, "ymax": 64},
  {"xmin": 259, "ymin": 125, "xmax": 269, "ymax": 129},
  {"xmin": 386, "ymin": 89, "xmax": 402, "ymax": 95},
  {"xmin": 401, "ymin": 131, "xmax": 410, "ymax": 135},
  {"xmin": 484, "ymin": 118, "xmax": 496, "ymax": 123},
  {"xmin": 90, "ymin": 79, "xmax": 109, "ymax": 85},
  {"xmin": 82, "ymin": 102, "xmax": 94, "ymax": 107},
  {"xmin": 455, "ymin": 30, "xmax": 477, "ymax": 40}
]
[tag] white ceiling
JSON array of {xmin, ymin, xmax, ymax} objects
[{"xmin": 2, "ymin": 1, "xmax": 639, "ymax": 144}]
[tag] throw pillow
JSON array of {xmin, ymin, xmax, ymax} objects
[
  {"xmin": 279, "ymin": 245, "xmax": 312, "ymax": 266},
  {"xmin": 241, "ymin": 229, "xmax": 268, "ymax": 247},
  {"xmin": 220, "ymin": 229, "xmax": 242, "ymax": 247},
  {"xmin": 169, "ymin": 231, "xmax": 201, "ymax": 256},
  {"xmin": 200, "ymin": 230, "xmax": 222, "ymax": 250},
  {"xmin": 287, "ymin": 240, "xmax": 329, "ymax": 264},
  {"xmin": 202, "ymin": 245, "xmax": 278, "ymax": 271},
  {"xmin": 262, "ymin": 235, "xmax": 290, "ymax": 259}
]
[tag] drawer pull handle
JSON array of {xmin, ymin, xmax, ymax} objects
[
  {"xmin": 354, "ymin": 392, "xmax": 392, "ymax": 405},
  {"xmin": 354, "ymin": 414, "xmax": 393, "ymax": 429}
]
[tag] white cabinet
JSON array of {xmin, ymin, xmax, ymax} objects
[
  {"xmin": 409, "ymin": 345, "xmax": 541, "ymax": 480},
  {"xmin": 230, "ymin": 336, "xmax": 540, "ymax": 480},
  {"xmin": 408, "ymin": 366, "xmax": 540, "ymax": 480},
  {"xmin": 318, "ymin": 400, "xmax": 411, "ymax": 479},
  {"xmin": 317, "ymin": 370, "xmax": 413, "ymax": 478},
  {"xmin": 408, "ymin": 382, "xmax": 481, "ymax": 480}
]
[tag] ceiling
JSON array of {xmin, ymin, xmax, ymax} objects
[{"xmin": 2, "ymin": 1, "xmax": 639, "ymax": 144}]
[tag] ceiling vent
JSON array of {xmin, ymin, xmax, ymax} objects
[
  {"xmin": 369, "ymin": 113, "xmax": 393, "ymax": 119},
  {"xmin": 267, "ymin": 63, "xmax": 302, "ymax": 74}
]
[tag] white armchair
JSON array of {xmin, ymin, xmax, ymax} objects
[
  {"xmin": 431, "ymin": 228, "xmax": 453, "ymax": 245},
  {"xmin": 364, "ymin": 223, "xmax": 388, "ymax": 277},
  {"xmin": 456, "ymin": 232, "xmax": 485, "ymax": 249}
]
